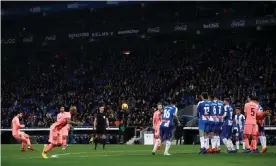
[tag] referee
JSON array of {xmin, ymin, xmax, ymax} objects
[{"xmin": 93, "ymin": 105, "xmax": 109, "ymax": 150}]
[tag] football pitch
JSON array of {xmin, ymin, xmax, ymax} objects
[{"xmin": 1, "ymin": 144, "xmax": 276, "ymax": 166}]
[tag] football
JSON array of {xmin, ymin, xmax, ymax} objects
[{"xmin": 121, "ymin": 103, "xmax": 128, "ymax": 110}]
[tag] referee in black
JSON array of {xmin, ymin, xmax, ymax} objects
[{"xmin": 93, "ymin": 105, "xmax": 109, "ymax": 150}]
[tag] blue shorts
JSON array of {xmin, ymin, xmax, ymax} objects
[
  {"xmin": 198, "ymin": 120, "xmax": 209, "ymax": 133},
  {"xmin": 206, "ymin": 122, "xmax": 221, "ymax": 133},
  {"xmin": 258, "ymin": 126, "xmax": 264, "ymax": 134},
  {"xmin": 236, "ymin": 128, "xmax": 244, "ymax": 141},
  {"xmin": 221, "ymin": 125, "xmax": 232, "ymax": 139},
  {"xmin": 159, "ymin": 126, "xmax": 173, "ymax": 140}
]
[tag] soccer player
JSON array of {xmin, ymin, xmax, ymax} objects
[
  {"xmin": 221, "ymin": 98, "xmax": 237, "ymax": 153},
  {"xmin": 57, "ymin": 106, "xmax": 70, "ymax": 150},
  {"xmin": 233, "ymin": 105, "xmax": 245, "ymax": 151},
  {"xmin": 214, "ymin": 96, "xmax": 224, "ymax": 152},
  {"xmin": 197, "ymin": 92, "xmax": 211, "ymax": 154},
  {"xmin": 93, "ymin": 105, "xmax": 110, "ymax": 150},
  {"xmin": 42, "ymin": 106, "xmax": 81, "ymax": 159},
  {"xmin": 152, "ymin": 99, "xmax": 180, "ymax": 156},
  {"xmin": 12, "ymin": 111, "xmax": 34, "ymax": 151},
  {"xmin": 256, "ymin": 101, "xmax": 267, "ymax": 153},
  {"xmin": 208, "ymin": 95, "xmax": 218, "ymax": 153},
  {"xmin": 243, "ymin": 96, "xmax": 261, "ymax": 153},
  {"xmin": 153, "ymin": 103, "xmax": 163, "ymax": 150}
]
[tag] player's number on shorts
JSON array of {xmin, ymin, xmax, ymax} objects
[
  {"xmin": 251, "ymin": 108, "xmax": 255, "ymax": 116},
  {"xmin": 204, "ymin": 107, "xmax": 210, "ymax": 115},
  {"xmin": 163, "ymin": 109, "xmax": 170, "ymax": 119}
]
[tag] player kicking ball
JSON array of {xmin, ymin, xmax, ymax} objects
[
  {"xmin": 152, "ymin": 100, "xmax": 180, "ymax": 156},
  {"xmin": 57, "ymin": 106, "xmax": 71, "ymax": 150},
  {"xmin": 42, "ymin": 106, "xmax": 82, "ymax": 159}
]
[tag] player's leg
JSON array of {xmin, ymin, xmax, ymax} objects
[
  {"xmin": 102, "ymin": 134, "xmax": 107, "ymax": 150},
  {"xmin": 13, "ymin": 134, "xmax": 27, "ymax": 151},
  {"xmin": 198, "ymin": 121, "xmax": 207, "ymax": 154},
  {"xmin": 210, "ymin": 123, "xmax": 217, "ymax": 152},
  {"xmin": 22, "ymin": 132, "xmax": 34, "ymax": 150},
  {"xmin": 239, "ymin": 130, "xmax": 245, "ymax": 150},
  {"xmin": 94, "ymin": 134, "xmax": 99, "ymax": 150},
  {"xmin": 154, "ymin": 126, "xmax": 162, "ymax": 150},
  {"xmin": 163, "ymin": 127, "xmax": 172, "ymax": 156},
  {"xmin": 42, "ymin": 129, "xmax": 58, "ymax": 158},
  {"xmin": 215, "ymin": 123, "xmax": 221, "ymax": 152},
  {"xmin": 243, "ymin": 125, "xmax": 252, "ymax": 153},
  {"xmin": 234, "ymin": 128, "xmax": 240, "ymax": 150},
  {"xmin": 251, "ymin": 125, "xmax": 259, "ymax": 153},
  {"xmin": 61, "ymin": 127, "xmax": 69, "ymax": 150},
  {"xmin": 259, "ymin": 126, "xmax": 267, "ymax": 153},
  {"xmin": 204, "ymin": 122, "xmax": 210, "ymax": 152},
  {"xmin": 152, "ymin": 126, "xmax": 162, "ymax": 155},
  {"xmin": 222, "ymin": 125, "xmax": 236, "ymax": 152},
  {"xmin": 226, "ymin": 128, "xmax": 236, "ymax": 152},
  {"xmin": 221, "ymin": 125, "xmax": 230, "ymax": 150}
]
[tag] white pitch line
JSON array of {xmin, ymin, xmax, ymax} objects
[{"xmin": 17, "ymin": 149, "xmax": 196, "ymax": 160}]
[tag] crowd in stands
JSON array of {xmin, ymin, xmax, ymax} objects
[
  {"xmin": 2, "ymin": 30, "xmax": 276, "ymax": 129},
  {"xmin": 1, "ymin": 2, "xmax": 276, "ymax": 129}
]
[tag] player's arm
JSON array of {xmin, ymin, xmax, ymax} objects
[
  {"xmin": 67, "ymin": 118, "xmax": 83, "ymax": 126},
  {"xmin": 15, "ymin": 119, "xmax": 25, "ymax": 128},
  {"xmin": 244, "ymin": 104, "xmax": 247, "ymax": 118},
  {"xmin": 196, "ymin": 104, "xmax": 200, "ymax": 118},
  {"xmin": 174, "ymin": 108, "xmax": 181, "ymax": 126},
  {"xmin": 93, "ymin": 117, "xmax": 97, "ymax": 129},
  {"xmin": 222, "ymin": 106, "xmax": 227, "ymax": 119},
  {"xmin": 152, "ymin": 113, "xmax": 156, "ymax": 128},
  {"xmin": 106, "ymin": 117, "xmax": 110, "ymax": 129}
]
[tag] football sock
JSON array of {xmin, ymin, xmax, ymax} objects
[
  {"xmin": 211, "ymin": 136, "xmax": 216, "ymax": 149},
  {"xmin": 216, "ymin": 136, "xmax": 221, "ymax": 148},
  {"xmin": 21, "ymin": 141, "xmax": 26, "ymax": 149},
  {"xmin": 205, "ymin": 136, "xmax": 209, "ymax": 149},
  {"xmin": 236, "ymin": 141, "xmax": 240, "ymax": 150},
  {"xmin": 102, "ymin": 138, "xmax": 106, "ymax": 150},
  {"xmin": 244, "ymin": 138, "xmax": 250, "ymax": 149},
  {"xmin": 263, "ymin": 136, "xmax": 267, "ymax": 148},
  {"xmin": 227, "ymin": 139, "xmax": 235, "ymax": 150},
  {"xmin": 94, "ymin": 138, "xmax": 98, "ymax": 150},
  {"xmin": 252, "ymin": 137, "xmax": 257, "ymax": 150},
  {"xmin": 43, "ymin": 144, "xmax": 55, "ymax": 153},
  {"xmin": 259, "ymin": 136, "xmax": 264, "ymax": 148},
  {"xmin": 242, "ymin": 141, "xmax": 245, "ymax": 150},
  {"xmin": 222, "ymin": 138, "xmax": 230, "ymax": 150},
  {"xmin": 165, "ymin": 140, "xmax": 171, "ymax": 153},
  {"xmin": 152, "ymin": 139, "xmax": 161, "ymax": 152},
  {"xmin": 62, "ymin": 137, "xmax": 67, "ymax": 148}
]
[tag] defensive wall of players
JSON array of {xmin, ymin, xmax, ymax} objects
[{"xmin": 1, "ymin": 127, "xmax": 276, "ymax": 145}]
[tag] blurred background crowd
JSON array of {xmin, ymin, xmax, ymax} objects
[{"xmin": 1, "ymin": 1, "xmax": 276, "ymax": 130}]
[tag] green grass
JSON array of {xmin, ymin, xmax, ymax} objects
[{"xmin": 1, "ymin": 144, "xmax": 276, "ymax": 166}]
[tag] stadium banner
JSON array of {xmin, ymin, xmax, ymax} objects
[
  {"xmin": 144, "ymin": 134, "xmax": 154, "ymax": 145},
  {"xmin": 173, "ymin": 24, "xmax": 188, "ymax": 32},
  {"xmin": 22, "ymin": 36, "xmax": 34, "ymax": 43},
  {"xmin": 2, "ymin": 16, "xmax": 275, "ymax": 44},
  {"xmin": 45, "ymin": 35, "xmax": 56, "ymax": 41},
  {"xmin": 1, "ymin": 38, "xmax": 16, "ymax": 44}
]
